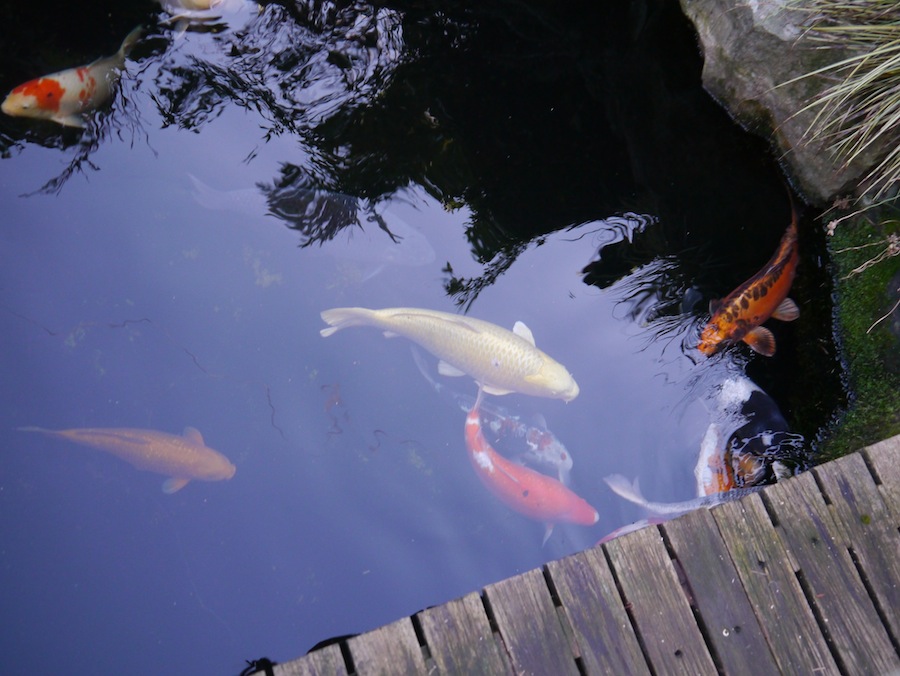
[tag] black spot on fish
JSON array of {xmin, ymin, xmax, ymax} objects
[
  {"xmin": 522, "ymin": 489, "xmax": 530, "ymax": 498},
  {"xmin": 740, "ymin": 297, "xmax": 749, "ymax": 310}
]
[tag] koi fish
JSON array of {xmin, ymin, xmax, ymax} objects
[
  {"xmin": 696, "ymin": 375, "xmax": 804, "ymax": 495},
  {"xmin": 603, "ymin": 474, "xmax": 763, "ymax": 518},
  {"xmin": 411, "ymin": 347, "xmax": 572, "ymax": 484},
  {"xmin": 17, "ymin": 425, "xmax": 235, "ymax": 493},
  {"xmin": 466, "ymin": 392, "xmax": 597, "ymax": 543},
  {"xmin": 320, "ymin": 307, "xmax": 579, "ymax": 401},
  {"xmin": 698, "ymin": 203, "xmax": 800, "ymax": 356},
  {"xmin": 1, "ymin": 26, "xmax": 142, "ymax": 128}
]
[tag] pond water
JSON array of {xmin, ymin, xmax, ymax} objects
[{"xmin": 0, "ymin": 2, "xmax": 844, "ymax": 674}]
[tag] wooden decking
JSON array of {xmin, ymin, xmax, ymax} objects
[{"xmin": 271, "ymin": 434, "xmax": 900, "ymax": 675}]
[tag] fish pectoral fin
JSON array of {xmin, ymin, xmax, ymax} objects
[
  {"xmin": 542, "ymin": 523, "xmax": 555, "ymax": 546},
  {"xmin": 771, "ymin": 297, "xmax": 800, "ymax": 322},
  {"xmin": 54, "ymin": 114, "xmax": 85, "ymax": 128},
  {"xmin": 162, "ymin": 477, "xmax": 191, "ymax": 494},
  {"xmin": 743, "ymin": 326, "xmax": 776, "ymax": 356},
  {"xmin": 183, "ymin": 426, "xmax": 205, "ymax": 446},
  {"xmin": 512, "ymin": 321, "xmax": 536, "ymax": 345},
  {"xmin": 437, "ymin": 360, "xmax": 466, "ymax": 377},
  {"xmin": 482, "ymin": 384, "xmax": 514, "ymax": 396}
]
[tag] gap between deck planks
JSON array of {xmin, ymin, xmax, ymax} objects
[{"xmin": 271, "ymin": 434, "xmax": 900, "ymax": 675}]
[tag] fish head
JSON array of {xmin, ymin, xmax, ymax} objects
[
  {"xmin": 697, "ymin": 321, "xmax": 727, "ymax": 356},
  {"xmin": 530, "ymin": 360, "xmax": 579, "ymax": 401},
  {"xmin": 2, "ymin": 78, "xmax": 65, "ymax": 119}
]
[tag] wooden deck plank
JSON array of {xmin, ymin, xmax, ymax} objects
[
  {"xmin": 483, "ymin": 567, "xmax": 580, "ymax": 675},
  {"xmin": 713, "ymin": 493, "xmax": 839, "ymax": 675},
  {"xmin": 863, "ymin": 434, "xmax": 900, "ymax": 523},
  {"xmin": 415, "ymin": 591, "xmax": 512, "ymax": 675},
  {"xmin": 546, "ymin": 546, "xmax": 650, "ymax": 674},
  {"xmin": 765, "ymin": 471, "xmax": 900, "ymax": 674},
  {"xmin": 813, "ymin": 452, "xmax": 900, "ymax": 644},
  {"xmin": 345, "ymin": 617, "xmax": 428, "ymax": 675},
  {"xmin": 273, "ymin": 643, "xmax": 347, "ymax": 676},
  {"xmin": 662, "ymin": 507, "xmax": 779, "ymax": 675},
  {"xmin": 604, "ymin": 524, "xmax": 717, "ymax": 674}
]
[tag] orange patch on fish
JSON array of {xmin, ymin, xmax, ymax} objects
[{"xmin": 11, "ymin": 78, "xmax": 67, "ymax": 111}]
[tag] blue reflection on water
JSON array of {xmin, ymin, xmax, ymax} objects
[{"xmin": 0, "ymin": 4, "xmax": 830, "ymax": 674}]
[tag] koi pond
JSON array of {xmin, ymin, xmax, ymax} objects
[{"xmin": 0, "ymin": 2, "xmax": 844, "ymax": 673}]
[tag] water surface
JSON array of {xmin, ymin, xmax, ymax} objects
[{"xmin": 0, "ymin": 2, "xmax": 842, "ymax": 673}]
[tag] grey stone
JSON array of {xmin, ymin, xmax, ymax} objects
[{"xmin": 679, "ymin": 0, "xmax": 886, "ymax": 203}]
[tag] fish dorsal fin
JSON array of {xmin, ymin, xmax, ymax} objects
[
  {"xmin": 709, "ymin": 299, "xmax": 723, "ymax": 314},
  {"xmin": 482, "ymin": 384, "xmax": 514, "ymax": 396},
  {"xmin": 183, "ymin": 426, "xmax": 205, "ymax": 446},
  {"xmin": 437, "ymin": 360, "xmax": 466, "ymax": 377},
  {"xmin": 513, "ymin": 321, "xmax": 535, "ymax": 345},
  {"xmin": 771, "ymin": 297, "xmax": 800, "ymax": 322},
  {"xmin": 743, "ymin": 326, "xmax": 776, "ymax": 356},
  {"xmin": 163, "ymin": 477, "xmax": 190, "ymax": 494}
]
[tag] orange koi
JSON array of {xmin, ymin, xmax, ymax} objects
[
  {"xmin": 465, "ymin": 392, "xmax": 598, "ymax": 543},
  {"xmin": 18, "ymin": 425, "xmax": 235, "ymax": 493},
  {"xmin": 698, "ymin": 203, "xmax": 800, "ymax": 357},
  {"xmin": 1, "ymin": 26, "xmax": 142, "ymax": 128}
]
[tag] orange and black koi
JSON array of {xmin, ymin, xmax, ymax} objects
[
  {"xmin": 465, "ymin": 390, "xmax": 598, "ymax": 543},
  {"xmin": 698, "ymin": 202, "xmax": 800, "ymax": 357}
]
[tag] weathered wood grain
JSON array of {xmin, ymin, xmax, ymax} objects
[
  {"xmin": 483, "ymin": 567, "xmax": 580, "ymax": 675},
  {"xmin": 604, "ymin": 525, "xmax": 717, "ymax": 674},
  {"xmin": 765, "ymin": 471, "xmax": 900, "ymax": 674},
  {"xmin": 272, "ymin": 642, "xmax": 347, "ymax": 676},
  {"xmin": 663, "ymin": 507, "xmax": 778, "ymax": 675},
  {"xmin": 546, "ymin": 546, "xmax": 650, "ymax": 674},
  {"xmin": 415, "ymin": 591, "xmax": 512, "ymax": 675},
  {"xmin": 813, "ymin": 452, "xmax": 900, "ymax": 643},
  {"xmin": 863, "ymin": 433, "xmax": 900, "ymax": 524},
  {"xmin": 713, "ymin": 494, "xmax": 839, "ymax": 674},
  {"xmin": 345, "ymin": 617, "xmax": 428, "ymax": 675}
]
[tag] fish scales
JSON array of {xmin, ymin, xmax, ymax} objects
[{"xmin": 320, "ymin": 306, "xmax": 579, "ymax": 401}]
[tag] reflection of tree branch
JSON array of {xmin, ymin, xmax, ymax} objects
[{"xmin": 443, "ymin": 240, "xmax": 528, "ymax": 310}]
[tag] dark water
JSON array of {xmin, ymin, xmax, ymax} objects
[{"xmin": 0, "ymin": 2, "xmax": 843, "ymax": 674}]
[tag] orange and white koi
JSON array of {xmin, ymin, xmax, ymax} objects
[
  {"xmin": 1, "ymin": 26, "xmax": 142, "ymax": 128},
  {"xmin": 698, "ymin": 202, "xmax": 800, "ymax": 357},
  {"xmin": 465, "ymin": 391, "xmax": 597, "ymax": 543}
]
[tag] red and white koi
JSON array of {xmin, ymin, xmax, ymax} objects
[
  {"xmin": 698, "ymin": 201, "xmax": 800, "ymax": 357},
  {"xmin": 412, "ymin": 347, "xmax": 572, "ymax": 484},
  {"xmin": 465, "ymin": 391, "xmax": 597, "ymax": 543},
  {"xmin": 1, "ymin": 26, "xmax": 142, "ymax": 128}
]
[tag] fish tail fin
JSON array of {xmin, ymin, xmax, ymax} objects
[
  {"xmin": 16, "ymin": 426, "xmax": 53, "ymax": 434},
  {"xmin": 187, "ymin": 173, "xmax": 223, "ymax": 211},
  {"xmin": 119, "ymin": 26, "xmax": 144, "ymax": 59},
  {"xmin": 320, "ymin": 307, "xmax": 374, "ymax": 337},
  {"xmin": 603, "ymin": 474, "xmax": 646, "ymax": 507}
]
